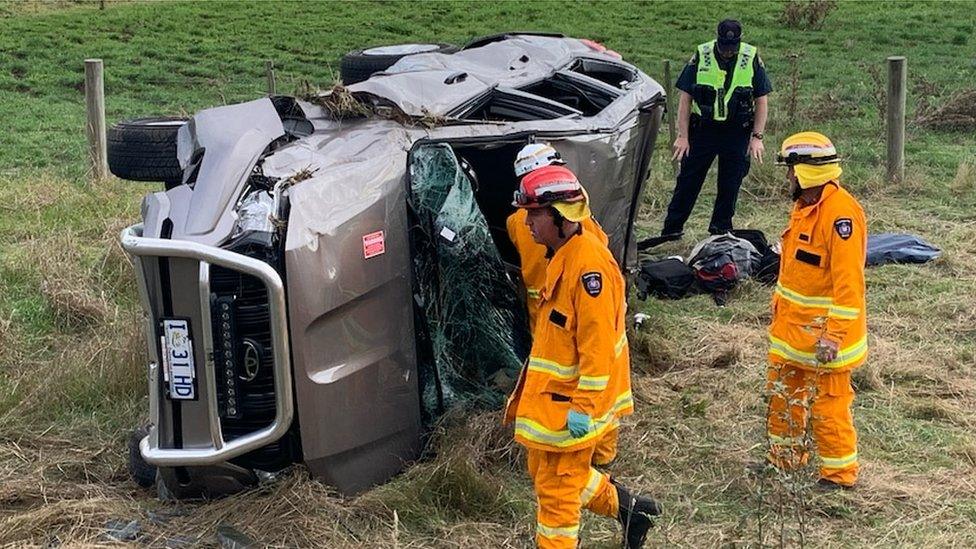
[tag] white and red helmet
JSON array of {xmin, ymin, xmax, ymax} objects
[
  {"xmin": 513, "ymin": 143, "xmax": 565, "ymax": 178},
  {"xmin": 512, "ymin": 165, "xmax": 591, "ymax": 222}
]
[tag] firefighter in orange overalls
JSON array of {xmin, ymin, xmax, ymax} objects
[
  {"xmin": 767, "ymin": 131, "xmax": 867, "ymax": 490},
  {"xmin": 503, "ymin": 164, "xmax": 661, "ymax": 548},
  {"xmin": 506, "ymin": 143, "xmax": 620, "ymax": 467}
]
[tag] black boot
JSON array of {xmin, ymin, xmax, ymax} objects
[
  {"xmin": 816, "ymin": 478, "xmax": 854, "ymax": 492},
  {"xmin": 614, "ymin": 481, "xmax": 662, "ymax": 549}
]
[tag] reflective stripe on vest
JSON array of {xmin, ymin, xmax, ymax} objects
[
  {"xmin": 776, "ymin": 282, "xmax": 863, "ymax": 319},
  {"xmin": 776, "ymin": 282, "xmax": 832, "ymax": 308},
  {"xmin": 692, "ymin": 40, "xmax": 756, "ymax": 122},
  {"xmin": 614, "ymin": 332, "xmax": 627, "ymax": 357},
  {"xmin": 529, "ymin": 333, "xmax": 626, "ymax": 383},
  {"xmin": 527, "ymin": 357, "xmax": 578, "ymax": 380},
  {"xmin": 514, "ymin": 391, "xmax": 633, "ymax": 448},
  {"xmin": 578, "ymin": 375, "xmax": 609, "ymax": 391},
  {"xmin": 768, "ymin": 334, "xmax": 868, "ymax": 369}
]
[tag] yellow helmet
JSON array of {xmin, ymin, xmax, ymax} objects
[{"xmin": 777, "ymin": 131, "xmax": 842, "ymax": 189}]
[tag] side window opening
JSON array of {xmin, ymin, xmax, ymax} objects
[
  {"xmin": 518, "ymin": 72, "xmax": 620, "ymax": 116},
  {"xmin": 450, "ymin": 59, "xmax": 629, "ymax": 123},
  {"xmin": 453, "ymin": 88, "xmax": 582, "ymax": 122},
  {"xmin": 568, "ymin": 58, "xmax": 638, "ymax": 89}
]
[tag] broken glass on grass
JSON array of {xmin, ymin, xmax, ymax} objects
[{"xmin": 410, "ymin": 144, "xmax": 529, "ymax": 419}]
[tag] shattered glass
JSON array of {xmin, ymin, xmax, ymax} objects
[{"xmin": 410, "ymin": 144, "xmax": 529, "ymax": 419}]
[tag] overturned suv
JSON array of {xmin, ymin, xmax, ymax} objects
[{"xmin": 114, "ymin": 33, "xmax": 664, "ymax": 498}]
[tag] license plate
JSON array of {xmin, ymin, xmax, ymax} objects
[{"xmin": 161, "ymin": 319, "xmax": 196, "ymax": 400}]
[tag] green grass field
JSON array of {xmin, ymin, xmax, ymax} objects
[{"xmin": 2, "ymin": 0, "xmax": 976, "ymax": 547}]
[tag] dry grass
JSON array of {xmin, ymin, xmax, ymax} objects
[
  {"xmin": 779, "ymin": 0, "xmax": 838, "ymax": 30},
  {"xmin": 3, "ymin": 0, "xmax": 976, "ymax": 543},
  {"xmin": 0, "ymin": 314, "xmax": 14, "ymax": 364},
  {"xmin": 3, "ymin": 264, "xmax": 976, "ymax": 548},
  {"xmin": 35, "ymin": 239, "xmax": 114, "ymax": 330},
  {"xmin": 803, "ymin": 91, "xmax": 861, "ymax": 124},
  {"xmin": 3, "ymin": 160, "xmax": 976, "ymax": 547},
  {"xmin": 915, "ymin": 89, "xmax": 976, "ymax": 131},
  {"xmin": 303, "ymin": 82, "xmax": 376, "ymax": 120},
  {"xmin": 298, "ymin": 80, "xmax": 447, "ymax": 128},
  {"xmin": 950, "ymin": 157, "xmax": 976, "ymax": 195}
]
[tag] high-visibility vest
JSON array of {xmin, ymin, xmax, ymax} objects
[
  {"xmin": 769, "ymin": 183, "xmax": 868, "ymax": 372},
  {"xmin": 691, "ymin": 40, "xmax": 757, "ymax": 122},
  {"xmin": 503, "ymin": 229, "xmax": 633, "ymax": 452}
]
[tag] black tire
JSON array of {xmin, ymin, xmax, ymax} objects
[
  {"xmin": 340, "ymin": 43, "xmax": 458, "ymax": 85},
  {"xmin": 127, "ymin": 425, "xmax": 157, "ymax": 488},
  {"xmin": 107, "ymin": 117, "xmax": 186, "ymax": 184}
]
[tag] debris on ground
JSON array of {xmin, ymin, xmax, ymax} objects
[
  {"xmin": 633, "ymin": 313, "xmax": 651, "ymax": 330},
  {"xmin": 216, "ymin": 525, "xmax": 256, "ymax": 549},
  {"xmin": 162, "ymin": 535, "xmax": 198, "ymax": 548},
  {"xmin": 103, "ymin": 519, "xmax": 140, "ymax": 542}
]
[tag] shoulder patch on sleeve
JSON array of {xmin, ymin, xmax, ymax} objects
[
  {"xmin": 834, "ymin": 218, "xmax": 853, "ymax": 240},
  {"xmin": 581, "ymin": 271, "xmax": 603, "ymax": 297}
]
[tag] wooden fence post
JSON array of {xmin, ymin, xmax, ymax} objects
[
  {"xmin": 266, "ymin": 60, "xmax": 277, "ymax": 96},
  {"xmin": 663, "ymin": 59, "xmax": 678, "ymax": 175},
  {"xmin": 85, "ymin": 59, "xmax": 108, "ymax": 180},
  {"xmin": 886, "ymin": 56, "xmax": 906, "ymax": 183}
]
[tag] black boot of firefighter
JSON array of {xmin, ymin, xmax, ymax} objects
[{"xmin": 614, "ymin": 480, "xmax": 662, "ymax": 548}]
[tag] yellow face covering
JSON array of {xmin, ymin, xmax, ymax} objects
[
  {"xmin": 551, "ymin": 187, "xmax": 592, "ymax": 222},
  {"xmin": 795, "ymin": 162, "xmax": 843, "ymax": 189},
  {"xmin": 552, "ymin": 200, "xmax": 592, "ymax": 222}
]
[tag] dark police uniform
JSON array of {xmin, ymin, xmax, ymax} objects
[{"xmin": 662, "ymin": 44, "xmax": 773, "ymax": 236}]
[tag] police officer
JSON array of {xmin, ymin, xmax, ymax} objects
[{"xmin": 659, "ymin": 19, "xmax": 772, "ymax": 240}]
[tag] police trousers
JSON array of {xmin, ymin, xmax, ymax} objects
[{"xmin": 663, "ymin": 124, "xmax": 751, "ymax": 236}]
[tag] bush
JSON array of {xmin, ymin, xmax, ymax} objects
[{"xmin": 779, "ymin": 0, "xmax": 838, "ymax": 30}]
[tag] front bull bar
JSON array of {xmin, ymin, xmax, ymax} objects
[{"xmin": 121, "ymin": 224, "xmax": 293, "ymax": 466}]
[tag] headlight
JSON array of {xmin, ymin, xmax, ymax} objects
[{"xmin": 232, "ymin": 190, "xmax": 275, "ymax": 239}]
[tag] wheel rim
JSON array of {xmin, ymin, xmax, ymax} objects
[{"xmin": 362, "ymin": 44, "xmax": 440, "ymax": 56}]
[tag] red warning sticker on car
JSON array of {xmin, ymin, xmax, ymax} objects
[{"xmin": 363, "ymin": 230, "xmax": 386, "ymax": 259}]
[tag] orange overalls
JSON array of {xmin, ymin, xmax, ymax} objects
[
  {"xmin": 507, "ymin": 209, "xmax": 619, "ymax": 466},
  {"xmin": 504, "ymin": 228, "xmax": 633, "ymax": 548},
  {"xmin": 767, "ymin": 182, "xmax": 867, "ymax": 486}
]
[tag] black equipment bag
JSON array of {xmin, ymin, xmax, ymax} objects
[{"xmin": 636, "ymin": 258, "xmax": 696, "ymax": 300}]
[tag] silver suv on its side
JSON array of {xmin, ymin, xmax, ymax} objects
[{"xmin": 114, "ymin": 32, "xmax": 664, "ymax": 497}]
